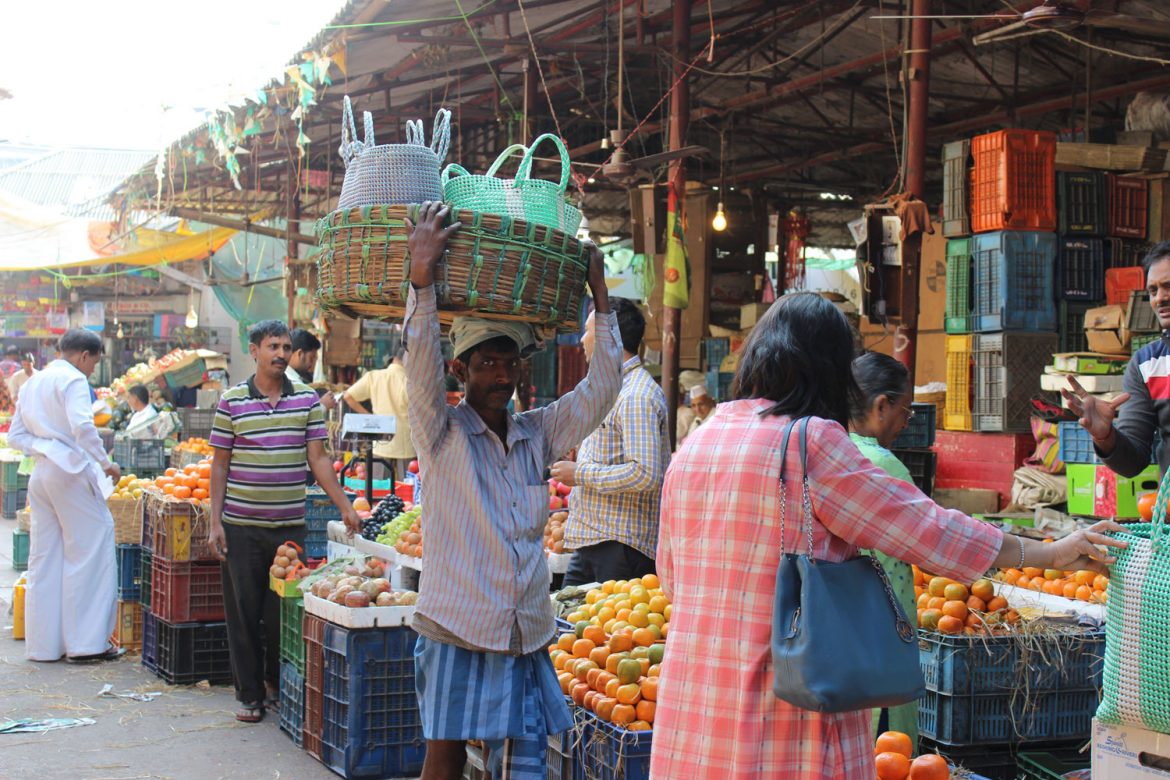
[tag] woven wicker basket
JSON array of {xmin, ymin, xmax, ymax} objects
[
  {"xmin": 108, "ymin": 495, "xmax": 144, "ymax": 545},
  {"xmin": 315, "ymin": 204, "xmax": 590, "ymax": 331}
]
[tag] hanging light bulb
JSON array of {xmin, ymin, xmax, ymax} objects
[
  {"xmin": 116, "ymin": 321, "xmax": 124, "ymax": 339},
  {"xmin": 712, "ymin": 203, "xmax": 728, "ymax": 232},
  {"xmin": 185, "ymin": 303, "xmax": 199, "ymax": 329}
]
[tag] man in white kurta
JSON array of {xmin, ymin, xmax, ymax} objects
[{"xmin": 8, "ymin": 329, "xmax": 122, "ymax": 662}]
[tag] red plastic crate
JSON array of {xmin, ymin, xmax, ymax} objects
[
  {"xmin": 303, "ymin": 613, "xmax": 327, "ymax": 761},
  {"xmin": 1106, "ymin": 266, "xmax": 1146, "ymax": 307},
  {"xmin": 149, "ymin": 557, "xmax": 225, "ymax": 623},
  {"xmin": 1107, "ymin": 174, "xmax": 1149, "ymax": 240},
  {"xmin": 970, "ymin": 129, "xmax": 1056, "ymax": 233},
  {"xmin": 933, "ymin": 431, "xmax": 1035, "ymax": 508},
  {"xmin": 557, "ymin": 346, "xmax": 586, "ymax": 397}
]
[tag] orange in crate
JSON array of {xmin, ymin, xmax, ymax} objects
[{"xmin": 970, "ymin": 129, "xmax": 1056, "ymax": 234}]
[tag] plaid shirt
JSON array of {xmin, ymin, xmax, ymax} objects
[
  {"xmin": 651, "ymin": 401, "xmax": 1002, "ymax": 779},
  {"xmin": 564, "ymin": 357, "xmax": 669, "ymax": 558}
]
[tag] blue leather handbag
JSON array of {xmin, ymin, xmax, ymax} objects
[{"xmin": 771, "ymin": 417, "xmax": 925, "ymax": 713}]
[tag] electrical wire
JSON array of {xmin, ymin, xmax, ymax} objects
[
  {"xmin": 453, "ymin": 0, "xmax": 516, "ymax": 112},
  {"xmin": 876, "ymin": 0, "xmax": 903, "ymax": 196},
  {"xmin": 1049, "ymin": 29, "xmax": 1170, "ymax": 66}
]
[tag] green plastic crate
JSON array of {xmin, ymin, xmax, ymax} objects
[
  {"xmin": 0, "ymin": 460, "xmax": 29, "ymax": 493},
  {"xmin": 1133, "ymin": 332, "xmax": 1160, "ymax": 354},
  {"xmin": 1015, "ymin": 750, "xmax": 1090, "ymax": 780},
  {"xmin": 1066, "ymin": 463, "xmax": 1160, "ymax": 518},
  {"xmin": 945, "ymin": 238, "xmax": 972, "ymax": 334},
  {"xmin": 280, "ymin": 596, "xmax": 305, "ymax": 674},
  {"xmin": 12, "ymin": 528, "xmax": 28, "ymax": 572}
]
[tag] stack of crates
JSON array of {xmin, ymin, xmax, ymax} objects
[
  {"xmin": 1058, "ymin": 420, "xmax": 1160, "ymax": 519},
  {"xmin": 942, "ymin": 139, "xmax": 975, "ymax": 433},
  {"xmin": 891, "ymin": 403, "xmax": 938, "ymax": 496},
  {"xmin": 112, "ymin": 543, "xmax": 144, "ymax": 653},
  {"xmin": 140, "ymin": 490, "xmax": 230, "ymax": 685},
  {"xmin": 1, "ymin": 457, "xmax": 29, "ymax": 521}
]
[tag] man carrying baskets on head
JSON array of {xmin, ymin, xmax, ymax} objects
[{"xmin": 403, "ymin": 201, "xmax": 621, "ymax": 779}]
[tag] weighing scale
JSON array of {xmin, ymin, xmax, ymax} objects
[{"xmin": 339, "ymin": 414, "xmax": 398, "ymax": 504}]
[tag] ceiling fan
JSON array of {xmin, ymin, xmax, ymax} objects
[{"xmin": 873, "ymin": 2, "xmax": 1170, "ymax": 46}]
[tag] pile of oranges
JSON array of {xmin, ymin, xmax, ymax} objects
[
  {"xmin": 996, "ymin": 567, "xmax": 1108, "ymax": 603},
  {"xmin": 550, "ymin": 622, "xmax": 662, "ymax": 731},
  {"xmin": 152, "ymin": 461, "xmax": 212, "ymax": 503},
  {"xmin": 874, "ymin": 731, "xmax": 950, "ymax": 779},
  {"xmin": 913, "ymin": 567, "xmax": 1021, "ymax": 635},
  {"xmin": 173, "ymin": 437, "xmax": 212, "ymax": 456},
  {"xmin": 562, "ymin": 575, "xmax": 670, "ymax": 646}
]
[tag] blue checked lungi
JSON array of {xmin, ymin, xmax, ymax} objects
[{"xmin": 415, "ymin": 635, "xmax": 573, "ymax": 779}]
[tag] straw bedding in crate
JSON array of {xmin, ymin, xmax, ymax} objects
[{"xmin": 315, "ymin": 204, "xmax": 590, "ymax": 332}]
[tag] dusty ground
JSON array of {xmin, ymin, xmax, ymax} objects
[{"xmin": 0, "ymin": 513, "xmax": 338, "ymax": 780}]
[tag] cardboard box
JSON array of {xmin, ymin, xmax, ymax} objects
[
  {"xmin": 1092, "ymin": 718, "xmax": 1170, "ymax": 778},
  {"xmin": 1052, "ymin": 352, "xmax": 1129, "ymax": 375},
  {"xmin": 1041, "ymin": 370, "xmax": 1125, "ymax": 394},
  {"xmin": 1085, "ymin": 305, "xmax": 1131, "ymax": 355},
  {"xmin": 931, "ymin": 488, "xmax": 1001, "ymax": 515},
  {"xmin": 740, "ymin": 302, "xmax": 771, "ymax": 329}
]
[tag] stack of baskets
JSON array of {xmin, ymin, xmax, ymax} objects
[{"xmin": 315, "ymin": 96, "xmax": 590, "ymax": 333}]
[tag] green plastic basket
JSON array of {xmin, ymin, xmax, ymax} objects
[{"xmin": 442, "ymin": 133, "xmax": 582, "ymax": 234}]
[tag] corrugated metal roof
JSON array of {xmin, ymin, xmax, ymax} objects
[{"xmin": 0, "ymin": 144, "xmax": 154, "ymax": 221}]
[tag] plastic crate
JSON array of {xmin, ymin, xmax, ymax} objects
[
  {"xmin": 303, "ymin": 612, "xmax": 327, "ymax": 760},
  {"xmin": 1133, "ymin": 333, "xmax": 1161, "ymax": 354},
  {"xmin": 1056, "ymin": 237, "xmax": 1104, "ymax": 301},
  {"xmin": 12, "ymin": 528, "xmax": 28, "ymax": 572},
  {"xmin": 178, "ymin": 407, "xmax": 216, "ymax": 441},
  {"xmin": 141, "ymin": 616, "xmax": 232, "ymax": 686},
  {"xmin": 891, "ymin": 449, "xmax": 936, "ymax": 496},
  {"xmin": 116, "ymin": 544, "xmax": 142, "ymax": 600},
  {"xmin": 1066, "ymin": 462, "xmax": 1160, "ymax": 518},
  {"xmin": 113, "ymin": 600, "xmax": 144, "ymax": 652},
  {"xmin": 892, "ymin": 403, "xmax": 937, "ymax": 449},
  {"xmin": 548, "ymin": 726, "xmax": 585, "ymax": 780},
  {"xmin": 0, "ymin": 459, "xmax": 29, "ymax": 493},
  {"xmin": 280, "ymin": 596, "xmax": 305, "ymax": 674},
  {"xmin": 279, "ymin": 660, "xmax": 305, "ymax": 748},
  {"xmin": 150, "ymin": 557, "xmax": 224, "ymax": 623},
  {"xmin": 944, "ymin": 335, "xmax": 974, "ymax": 431},
  {"xmin": 139, "ymin": 547, "xmax": 153, "ymax": 610},
  {"xmin": 972, "ymin": 332, "xmax": 1058, "ymax": 433},
  {"xmin": 1015, "ymin": 750, "xmax": 1090, "ymax": 780},
  {"xmin": 1107, "ymin": 173, "xmax": 1149, "ymax": 240},
  {"xmin": 919, "ymin": 629, "xmax": 1104, "ymax": 697},
  {"xmin": 702, "ymin": 338, "xmax": 731, "ymax": 372},
  {"xmin": 941, "ymin": 139, "xmax": 971, "ymax": 237},
  {"xmin": 971, "ymin": 231, "xmax": 1057, "ymax": 332},
  {"xmin": 112, "ymin": 438, "xmax": 168, "ymax": 475},
  {"xmin": 1129, "ymin": 289, "xmax": 1161, "ymax": 333},
  {"xmin": 918, "ymin": 687, "xmax": 1099, "ymax": 745},
  {"xmin": 1058, "ymin": 300, "xmax": 1099, "ymax": 355},
  {"xmin": 1105, "ymin": 237, "xmax": 1149, "ymax": 268},
  {"xmin": 705, "ymin": 370, "xmax": 734, "ymax": 403},
  {"xmin": 944, "ymin": 238, "xmax": 972, "ymax": 334},
  {"xmin": 2, "ymin": 488, "xmax": 27, "ymax": 519},
  {"xmin": 148, "ymin": 494, "xmax": 214, "ymax": 562},
  {"xmin": 970, "ymin": 129, "xmax": 1057, "ymax": 234},
  {"xmin": 1057, "ymin": 171, "xmax": 1106, "ymax": 235},
  {"xmin": 584, "ymin": 714, "xmax": 652, "ymax": 780},
  {"xmin": 305, "ymin": 489, "xmax": 354, "ymax": 559},
  {"xmin": 1058, "ymin": 421, "xmax": 1101, "ymax": 465},
  {"xmin": 530, "ymin": 345, "xmax": 558, "ymax": 399},
  {"xmin": 320, "ymin": 623, "xmax": 426, "ymax": 779},
  {"xmin": 1106, "ymin": 265, "xmax": 1146, "ymax": 307},
  {"xmin": 923, "ymin": 739, "xmax": 1036, "ymax": 780}
]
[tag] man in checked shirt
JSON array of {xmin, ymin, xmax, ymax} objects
[
  {"xmin": 403, "ymin": 201, "xmax": 621, "ymax": 780},
  {"xmin": 553, "ymin": 298, "xmax": 670, "ymax": 585}
]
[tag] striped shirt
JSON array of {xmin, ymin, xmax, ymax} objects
[
  {"xmin": 564, "ymin": 356, "xmax": 670, "ymax": 558},
  {"xmin": 208, "ymin": 375, "xmax": 327, "ymax": 527},
  {"xmin": 404, "ymin": 284, "xmax": 622, "ymax": 655}
]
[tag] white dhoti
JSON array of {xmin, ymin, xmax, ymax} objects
[{"xmin": 25, "ymin": 459, "xmax": 117, "ymax": 661}]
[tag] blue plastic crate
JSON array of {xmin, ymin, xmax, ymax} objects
[
  {"xmin": 1058, "ymin": 421, "xmax": 1158, "ymax": 465},
  {"xmin": 550, "ymin": 710, "xmax": 591, "ymax": 780},
  {"xmin": 116, "ymin": 544, "xmax": 142, "ymax": 601},
  {"xmin": 919, "ymin": 629, "xmax": 1104, "ymax": 697},
  {"xmin": 705, "ymin": 370, "xmax": 734, "ymax": 403},
  {"xmin": 918, "ymin": 687, "xmax": 1099, "ymax": 745},
  {"xmin": 279, "ymin": 661, "xmax": 305, "ymax": 747},
  {"xmin": 1057, "ymin": 237, "xmax": 1105, "ymax": 301},
  {"xmin": 305, "ymin": 490, "xmax": 355, "ymax": 559},
  {"xmin": 971, "ymin": 231, "xmax": 1057, "ymax": 332},
  {"xmin": 531, "ymin": 346, "xmax": 559, "ymax": 399},
  {"xmin": 584, "ymin": 714, "xmax": 652, "ymax": 780},
  {"xmin": 555, "ymin": 617, "xmax": 574, "ymax": 635},
  {"xmin": 891, "ymin": 403, "xmax": 937, "ymax": 449},
  {"xmin": 321, "ymin": 623, "xmax": 426, "ymax": 779},
  {"xmin": 141, "ymin": 612, "xmax": 158, "ymax": 672},
  {"xmin": 702, "ymin": 338, "xmax": 730, "ymax": 372},
  {"xmin": 1, "ymin": 488, "xmax": 26, "ymax": 519}
]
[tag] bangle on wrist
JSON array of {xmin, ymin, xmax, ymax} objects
[{"xmin": 1016, "ymin": 535, "xmax": 1026, "ymax": 570}]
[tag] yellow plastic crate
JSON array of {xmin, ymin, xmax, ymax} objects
[
  {"xmin": 945, "ymin": 334, "xmax": 974, "ymax": 431},
  {"xmin": 113, "ymin": 600, "xmax": 143, "ymax": 653}
]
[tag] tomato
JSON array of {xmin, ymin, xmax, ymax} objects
[{"xmin": 1138, "ymin": 492, "xmax": 1157, "ymax": 522}]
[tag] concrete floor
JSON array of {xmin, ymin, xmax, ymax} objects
[{"xmin": 0, "ymin": 514, "xmax": 338, "ymax": 780}]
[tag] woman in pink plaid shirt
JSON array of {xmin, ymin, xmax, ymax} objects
[{"xmin": 651, "ymin": 294, "xmax": 1123, "ymax": 779}]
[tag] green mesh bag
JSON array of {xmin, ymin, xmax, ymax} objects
[{"xmin": 1097, "ymin": 468, "xmax": 1170, "ymax": 731}]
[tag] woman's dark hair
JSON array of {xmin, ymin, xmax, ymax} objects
[
  {"xmin": 1142, "ymin": 241, "xmax": 1170, "ymax": 274},
  {"xmin": 128, "ymin": 384, "xmax": 150, "ymax": 405},
  {"xmin": 731, "ymin": 293, "xmax": 860, "ymax": 426},
  {"xmin": 58, "ymin": 328, "xmax": 103, "ymax": 356},
  {"xmin": 248, "ymin": 319, "xmax": 290, "ymax": 346},
  {"xmin": 849, "ymin": 351, "xmax": 911, "ymax": 423}
]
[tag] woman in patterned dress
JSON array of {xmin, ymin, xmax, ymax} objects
[{"xmin": 651, "ymin": 293, "xmax": 1124, "ymax": 780}]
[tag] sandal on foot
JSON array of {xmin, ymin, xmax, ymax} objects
[
  {"xmin": 235, "ymin": 702, "xmax": 265, "ymax": 723},
  {"xmin": 264, "ymin": 695, "xmax": 280, "ymax": 715},
  {"xmin": 67, "ymin": 646, "xmax": 127, "ymax": 664}
]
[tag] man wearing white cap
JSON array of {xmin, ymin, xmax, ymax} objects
[{"xmin": 683, "ymin": 385, "xmax": 717, "ymax": 442}]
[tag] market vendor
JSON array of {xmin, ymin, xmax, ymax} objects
[
  {"xmin": 287, "ymin": 328, "xmax": 337, "ymax": 410},
  {"xmin": 125, "ymin": 384, "xmax": 159, "ymax": 429},
  {"xmin": 1066, "ymin": 241, "xmax": 1170, "ymax": 476},
  {"xmin": 403, "ymin": 201, "xmax": 620, "ymax": 780}
]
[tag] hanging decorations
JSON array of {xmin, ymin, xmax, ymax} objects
[{"xmin": 782, "ymin": 210, "xmax": 810, "ymax": 293}]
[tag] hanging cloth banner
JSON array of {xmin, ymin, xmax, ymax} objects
[{"xmin": 663, "ymin": 195, "xmax": 690, "ymax": 310}]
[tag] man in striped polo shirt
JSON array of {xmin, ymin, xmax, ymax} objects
[{"xmin": 208, "ymin": 319, "xmax": 359, "ymax": 723}]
